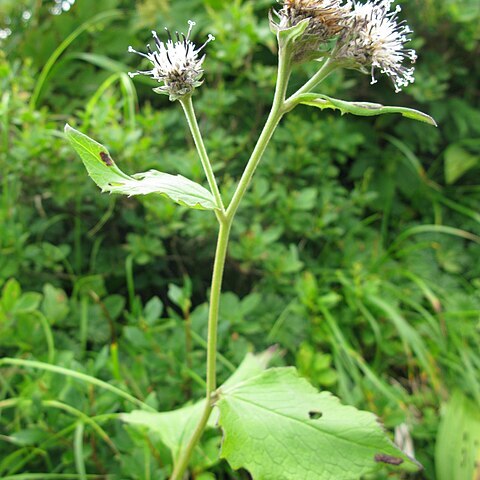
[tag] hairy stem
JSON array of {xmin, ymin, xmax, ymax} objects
[{"xmin": 180, "ymin": 96, "xmax": 226, "ymax": 214}]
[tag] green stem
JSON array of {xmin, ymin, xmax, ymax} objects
[
  {"xmin": 170, "ymin": 220, "xmax": 230, "ymax": 480},
  {"xmin": 170, "ymin": 401, "xmax": 213, "ymax": 480},
  {"xmin": 180, "ymin": 96, "xmax": 225, "ymax": 214},
  {"xmin": 226, "ymin": 46, "xmax": 292, "ymax": 222},
  {"xmin": 284, "ymin": 58, "xmax": 339, "ymax": 111},
  {"xmin": 205, "ymin": 221, "xmax": 231, "ymax": 394},
  {"xmin": 170, "ymin": 45, "xmax": 293, "ymax": 480}
]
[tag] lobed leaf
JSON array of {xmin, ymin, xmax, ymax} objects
[
  {"xmin": 217, "ymin": 367, "xmax": 421, "ymax": 480},
  {"xmin": 64, "ymin": 124, "xmax": 219, "ymax": 210},
  {"xmin": 298, "ymin": 94, "xmax": 437, "ymax": 126}
]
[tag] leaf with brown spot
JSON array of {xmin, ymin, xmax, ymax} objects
[
  {"xmin": 100, "ymin": 151, "xmax": 114, "ymax": 166},
  {"xmin": 375, "ymin": 453, "xmax": 404, "ymax": 466},
  {"xmin": 65, "ymin": 124, "xmax": 219, "ymax": 210}
]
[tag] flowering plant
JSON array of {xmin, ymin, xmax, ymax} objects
[{"xmin": 66, "ymin": 1, "xmax": 435, "ymax": 478}]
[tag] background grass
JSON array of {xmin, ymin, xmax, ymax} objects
[{"xmin": 0, "ymin": 0, "xmax": 479, "ymax": 478}]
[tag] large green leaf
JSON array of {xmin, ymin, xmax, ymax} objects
[
  {"xmin": 435, "ymin": 391, "xmax": 480, "ymax": 480},
  {"xmin": 297, "ymin": 93, "xmax": 437, "ymax": 126},
  {"xmin": 217, "ymin": 368, "xmax": 421, "ymax": 480},
  {"xmin": 64, "ymin": 124, "xmax": 219, "ymax": 210},
  {"xmin": 121, "ymin": 351, "xmax": 273, "ymax": 463}
]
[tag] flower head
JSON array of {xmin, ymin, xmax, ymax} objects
[
  {"xmin": 271, "ymin": 0, "xmax": 351, "ymax": 62},
  {"xmin": 336, "ymin": 0, "xmax": 417, "ymax": 92},
  {"xmin": 128, "ymin": 21, "xmax": 215, "ymax": 100}
]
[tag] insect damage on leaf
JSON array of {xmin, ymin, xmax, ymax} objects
[
  {"xmin": 308, "ymin": 411, "xmax": 323, "ymax": 420},
  {"xmin": 374, "ymin": 453, "xmax": 404, "ymax": 466},
  {"xmin": 100, "ymin": 152, "xmax": 114, "ymax": 166}
]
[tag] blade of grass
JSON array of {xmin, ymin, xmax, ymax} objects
[
  {"xmin": 74, "ymin": 423, "xmax": 87, "ymax": 480},
  {"xmin": 30, "ymin": 10, "xmax": 123, "ymax": 109},
  {"xmin": 320, "ymin": 305, "xmax": 406, "ymax": 405},
  {"xmin": 80, "ymin": 296, "xmax": 88, "ymax": 354},
  {"xmin": 0, "ymin": 398, "xmax": 118, "ymax": 454},
  {"xmin": 366, "ymin": 294, "xmax": 441, "ymax": 392},
  {"xmin": 33, "ymin": 311, "xmax": 55, "ymax": 363},
  {"xmin": 4, "ymin": 414, "xmax": 120, "ymax": 476},
  {"xmin": 0, "ymin": 358, "xmax": 154, "ymax": 411},
  {"xmin": 70, "ymin": 52, "xmax": 153, "ymax": 86},
  {"xmin": 376, "ymin": 225, "xmax": 480, "ymax": 268},
  {"xmin": 119, "ymin": 73, "xmax": 137, "ymax": 131},
  {"xmin": 393, "ymin": 225, "xmax": 480, "ymax": 249},
  {"xmin": 82, "ymin": 73, "xmax": 122, "ymax": 131},
  {"xmin": 386, "ymin": 135, "xmax": 440, "ymax": 189},
  {"xmin": 0, "ymin": 449, "xmax": 50, "ymax": 477},
  {"xmin": 435, "ymin": 194, "xmax": 480, "ymax": 225}
]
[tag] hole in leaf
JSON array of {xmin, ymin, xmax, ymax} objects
[
  {"xmin": 308, "ymin": 411, "xmax": 323, "ymax": 420},
  {"xmin": 374, "ymin": 454, "xmax": 404, "ymax": 466}
]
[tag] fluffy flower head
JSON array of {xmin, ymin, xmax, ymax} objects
[
  {"xmin": 271, "ymin": 0, "xmax": 352, "ymax": 62},
  {"xmin": 128, "ymin": 21, "xmax": 215, "ymax": 100},
  {"xmin": 336, "ymin": 0, "xmax": 416, "ymax": 92}
]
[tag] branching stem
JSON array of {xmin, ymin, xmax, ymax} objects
[
  {"xmin": 180, "ymin": 96, "xmax": 226, "ymax": 216},
  {"xmin": 171, "ymin": 43, "xmax": 329, "ymax": 480}
]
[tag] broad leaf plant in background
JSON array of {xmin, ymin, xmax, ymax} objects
[{"xmin": 64, "ymin": 0, "xmax": 437, "ymax": 479}]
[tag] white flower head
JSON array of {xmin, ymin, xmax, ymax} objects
[
  {"xmin": 128, "ymin": 21, "xmax": 215, "ymax": 101},
  {"xmin": 336, "ymin": 0, "xmax": 417, "ymax": 92},
  {"xmin": 271, "ymin": 0, "xmax": 352, "ymax": 62}
]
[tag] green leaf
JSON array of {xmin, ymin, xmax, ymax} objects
[
  {"xmin": 298, "ymin": 94, "xmax": 437, "ymax": 126},
  {"xmin": 64, "ymin": 124, "xmax": 219, "ymax": 210},
  {"xmin": 122, "ymin": 399, "xmax": 208, "ymax": 464},
  {"xmin": 269, "ymin": 10, "xmax": 309, "ymax": 43},
  {"xmin": 277, "ymin": 18, "xmax": 310, "ymax": 45},
  {"xmin": 444, "ymin": 144, "xmax": 479, "ymax": 184},
  {"xmin": 435, "ymin": 391, "xmax": 480, "ymax": 480},
  {"xmin": 121, "ymin": 351, "xmax": 274, "ymax": 463},
  {"xmin": 217, "ymin": 368, "xmax": 421, "ymax": 480}
]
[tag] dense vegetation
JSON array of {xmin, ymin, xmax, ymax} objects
[{"xmin": 1, "ymin": 0, "xmax": 479, "ymax": 478}]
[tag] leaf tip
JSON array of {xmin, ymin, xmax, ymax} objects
[{"xmin": 64, "ymin": 123, "xmax": 73, "ymax": 135}]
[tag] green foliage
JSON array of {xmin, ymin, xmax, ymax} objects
[
  {"xmin": 1, "ymin": 0, "xmax": 480, "ymax": 478},
  {"xmin": 122, "ymin": 353, "xmax": 269, "ymax": 451},
  {"xmin": 65, "ymin": 124, "xmax": 219, "ymax": 210},
  {"xmin": 435, "ymin": 391, "xmax": 480, "ymax": 480},
  {"xmin": 218, "ymin": 368, "xmax": 419, "ymax": 479},
  {"xmin": 297, "ymin": 93, "xmax": 437, "ymax": 125}
]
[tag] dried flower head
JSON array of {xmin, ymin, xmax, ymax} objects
[
  {"xmin": 271, "ymin": 0, "xmax": 352, "ymax": 62},
  {"xmin": 336, "ymin": 0, "xmax": 417, "ymax": 92},
  {"xmin": 128, "ymin": 21, "xmax": 215, "ymax": 100}
]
